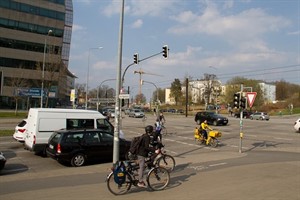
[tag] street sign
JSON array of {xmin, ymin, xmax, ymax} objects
[
  {"xmin": 246, "ymin": 92, "xmax": 257, "ymax": 108},
  {"xmin": 119, "ymin": 94, "xmax": 130, "ymax": 99}
]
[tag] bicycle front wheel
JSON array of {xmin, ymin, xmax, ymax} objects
[
  {"xmin": 146, "ymin": 166, "xmax": 170, "ymax": 191},
  {"xmin": 157, "ymin": 155, "xmax": 176, "ymax": 172},
  {"xmin": 106, "ymin": 172, "xmax": 132, "ymax": 195}
]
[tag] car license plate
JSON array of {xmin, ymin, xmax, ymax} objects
[{"xmin": 49, "ymin": 144, "xmax": 54, "ymax": 149}]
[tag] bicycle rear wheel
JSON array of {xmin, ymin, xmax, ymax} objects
[
  {"xmin": 106, "ymin": 172, "xmax": 132, "ymax": 195},
  {"xmin": 146, "ymin": 166, "xmax": 170, "ymax": 191},
  {"xmin": 157, "ymin": 155, "xmax": 176, "ymax": 172}
]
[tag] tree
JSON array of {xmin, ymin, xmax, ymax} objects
[
  {"xmin": 134, "ymin": 93, "xmax": 146, "ymax": 104},
  {"xmin": 202, "ymin": 73, "xmax": 221, "ymax": 105},
  {"xmin": 225, "ymin": 77, "xmax": 264, "ymax": 109},
  {"xmin": 9, "ymin": 66, "xmax": 29, "ymax": 114},
  {"xmin": 170, "ymin": 78, "xmax": 182, "ymax": 105},
  {"xmin": 152, "ymin": 88, "xmax": 165, "ymax": 104}
]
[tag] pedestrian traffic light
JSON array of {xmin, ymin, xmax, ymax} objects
[
  {"xmin": 240, "ymin": 97, "xmax": 246, "ymax": 109},
  {"xmin": 233, "ymin": 93, "xmax": 240, "ymax": 109},
  {"xmin": 121, "ymin": 99, "xmax": 125, "ymax": 107},
  {"xmin": 133, "ymin": 53, "xmax": 139, "ymax": 64},
  {"xmin": 162, "ymin": 45, "xmax": 169, "ymax": 59}
]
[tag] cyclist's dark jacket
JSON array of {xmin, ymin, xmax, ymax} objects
[{"xmin": 137, "ymin": 134, "xmax": 153, "ymax": 157}]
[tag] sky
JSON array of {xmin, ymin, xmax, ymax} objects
[{"xmin": 69, "ymin": 0, "xmax": 300, "ymax": 101}]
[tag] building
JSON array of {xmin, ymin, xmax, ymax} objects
[
  {"xmin": 259, "ymin": 82, "xmax": 276, "ymax": 103},
  {"xmin": 0, "ymin": 0, "xmax": 75, "ymax": 109}
]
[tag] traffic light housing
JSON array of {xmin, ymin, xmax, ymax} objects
[
  {"xmin": 162, "ymin": 45, "xmax": 169, "ymax": 59},
  {"xmin": 240, "ymin": 97, "xmax": 246, "ymax": 109},
  {"xmin": 133, "ymin": 53, "xmax": 139, "ymax": 64},
  {"xmin": 233, "ymin": 93, "xmax": 240, "ymax": 109},
  {"xmin": 121, "ymin": 99, "xmax": 125, "ymax": 107}
]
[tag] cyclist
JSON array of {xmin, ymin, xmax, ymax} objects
[
  {"xmin": 154, "ymin": 119, "xmax": 162, "ymax": 141},
  {"xmin": 158, "ymin": 111, "xmax": 166, "ymax": 125},
  {"xmin": 200, "ymin": 120, "xmax": 212, "ymax": 140},
  {"xmin": 136, "ymin": 125, "xmax": 155, "ymax": 188}
]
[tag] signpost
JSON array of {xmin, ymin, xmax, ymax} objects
[{"xmin": 246, "ymin": 92, "xmax": 257, "ymax": 108}]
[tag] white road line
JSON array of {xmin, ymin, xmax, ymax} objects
[
  {"xmin": 209, "ymin": 162, "xmax": 227, "ymax": 167},
  {"xmin": 274, "ymin": 137, "xmax": 293, "ymax": 141}
]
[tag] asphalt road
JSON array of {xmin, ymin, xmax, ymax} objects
[{"xmin": 1, "ymin": 113, "xmax": 300, "ymax": 200}]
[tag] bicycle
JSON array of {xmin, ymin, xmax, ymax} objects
[
  {"xmin": 147, "ymin": 145, "xmax": 176, "ymax": 172},
  {"xmin": 161, "ymin": 123, "xmax": 167, "ymax": 136},
  {"xmin": 106, "ymin": 160, "xmax": 170, "ymax": 195}
]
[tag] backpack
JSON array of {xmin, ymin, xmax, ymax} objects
[
  {"xmin": 113, "ymin": 161, "xmax": 126, "ymax": 185},
  {"xmin": 128, "ymin": 134, "xmax": 145, "ymax": 160}
]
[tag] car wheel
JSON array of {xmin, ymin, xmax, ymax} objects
[
  {"xmin": 196, "ymin": 120, "xmax": 201, "ymax": 125},
  {"xmin": 250, "ymin": 117, "xmax": 253, "ymax": 120},
  {"xmin": 71, "ymin": 153, "xmax": 86, "ymax": 167},
  {"xmin": 213, "ymin": 121, "xmax": 217, "ymax": 126},
  {"xmin": 260, "ymin": 117, "xmax": 263, "ymax": 120}
]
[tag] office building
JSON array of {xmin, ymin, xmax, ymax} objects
[{"xmin": 0, "ymin": 0, "xmax": 75, "ymax": 109}]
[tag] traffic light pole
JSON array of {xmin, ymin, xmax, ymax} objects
[{"xmin": 239, "ymin": 84, "xmax": 244, "ymax": 153}]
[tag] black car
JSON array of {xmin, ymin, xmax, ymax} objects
[
  {"xmin": 0, "ymin": 152, "xmax": 6, "ymax": 171},
  {"xmin": 195, "ymin": 111, "xmax": 228, "ymax": 126},
  {"xmin": 234, "ymin": 110, "xmax": 253, "ymax": 118},
  {"xmin": 46, "ymin": 129, "xmax": 131, "ymax": 167}
]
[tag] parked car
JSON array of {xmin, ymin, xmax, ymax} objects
[
  {"xmin": 234, "ymin": 110, "xmax": 253, "ymax": 119},
  {"xmin": 294, "ymin": 118, "xmax": 300, "ymax": 133},
  {"xmin": 195, "ymin": 111, "xmax": 228, "ymax": 126},
  {"xmin": 0, "ymin": 152, "xmax": 6, "ymax": 171},
  {"xmin": 13, "ymin": 119, "xmax": 28, "ymax": 143},
  {"xmin": 46, "ymin": 129, "xmax": 131, "ymax": 167},
  {"xmin": 250, "ymin": 112, "xmax": 270, "ymax": 121},
  {"xmin": 128, "ymin": 109, "xmax": 145, "ymax": 118}
]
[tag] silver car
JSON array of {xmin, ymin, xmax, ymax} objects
[
  {"xmin": 129, "ymin": 109, "xmax": 145, "ymax": 118},
  {"xmin": 250, "ymin": 112, "xmax": 270, "ymax": 121}
]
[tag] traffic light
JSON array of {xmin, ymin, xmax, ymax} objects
[
  {"xmin": 240, "ymin": 97, "xmax": 246, "ymax": 109},
  {"xmin": 133, "ymin": 53, "xmax": 139, "ymax": 64},
  {"xmin": 162, "ymin": 45, "xmax": 169, "ymax": 59},
  {"xmin": 233, "ymin": 93, "xmax": 240, "ymax": 109},
  {"xmin": 121, "ymin": 99, "xmax": 125, "ymax": 107}
]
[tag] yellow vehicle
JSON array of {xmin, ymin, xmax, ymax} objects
[{"xmin": 194, "ymin": 127, "xmax": 222, "ymax": 147}]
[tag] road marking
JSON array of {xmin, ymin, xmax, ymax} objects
[
  {"xmin": 209, "ymin": 162, "xmax": 227, "ymax": 167},
  {"xmin": 274, "ymin": 137, "xmax": 293, "ymax": 141}
]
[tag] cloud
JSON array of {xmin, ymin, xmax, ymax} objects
[
  {"xmin": 288, "ymin": 30, "xmax": 300, "ymax": 35},
  {"xmin": 131, "ymin": 19, "xmax": 143, "ymax": 29},
  {"xmin": 168, "ymin": 5, "xmax": 291, "ymax": 40},
  {"xmin": 72, "ymin": 24, "xmax": 86, "ymax": 32},
  {"xmin": 102, "ymin": 0, "xmax": 180, "ymax": 17}
]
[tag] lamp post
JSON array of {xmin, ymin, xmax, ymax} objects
[
  {"xmin": 85, "ymin": 47, "xmax": 103, "ymax": 110},
  {"xmin": 41, "ymin": 29, "xmax": 52, "ymax": 108},
  {"xmin": 96, "ymin": 79, "xmax": 116, "ymax": 111}
]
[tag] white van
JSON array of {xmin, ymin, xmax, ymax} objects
[{"xmin": 24, "ymin": 108, "xmax": 113, "ymax": 155}]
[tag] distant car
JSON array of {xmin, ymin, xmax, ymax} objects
[
  {"xmin": 250, "ymin": 112, "xmax": 270, "ymax": 121},
  {"xmin": 195, "ymin": 111, "xmax": 228, "ymax": 126},
  {"xmin": 129, "ymin": 109, "xmax": 145, "ymax": 118},
  {"xmin": 46, "ymin": 129, "xmax": 131, "ymax": 167},
  {"xmin": 234, "ymin": 111, "xmax": 253, "ymax": 119},
  {"xmin": 294, "ymin": 118, "xmax": 300, "ymax": 133},
  {"xmin": 13, "ymin": 119, "xmax": 28, "ymax": 143},
  {"xmin": 0, "ymin": 152, "xmax": 6, "ymax": 171}
]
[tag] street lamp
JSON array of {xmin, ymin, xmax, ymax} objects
[
  {"xmin": 41, "ymin": 29, "xmax": 52, "ymax": 108},
  {"xmin": 85, "ymin": 47, "xmax": 103, "ymax": 110},
  {"xmin": 96, "ymin": 78, "xmax": 116, "ymax": 111}
]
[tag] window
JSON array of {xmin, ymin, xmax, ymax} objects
[
  {"xmin": 99, "ymin": 132, "xmax": 113, "ymax": 143},
  {"xmin": 66, "ymin": 119, "xmax": 94, "ymax": 129}
]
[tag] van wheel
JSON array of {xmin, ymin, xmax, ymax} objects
[
  {"xmin": 196, "ymin": 120, "xmax": 201, "ymax": 125},
  {"xmin": 71, "ymin": 153, "xmax": 86, "ymax": 167}
]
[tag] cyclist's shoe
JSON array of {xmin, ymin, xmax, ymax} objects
[{"xmin": 137, "ymin": 181, "xmax": 147, "ymax": 188}]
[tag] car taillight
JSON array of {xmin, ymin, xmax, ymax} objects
[
  {"xmin": 57, "ymin": 144, "xmax": 61, "ymax": 154},
  {"xmin": 18, "ymin": 129, "xmax": 26, "ymax": 133}
]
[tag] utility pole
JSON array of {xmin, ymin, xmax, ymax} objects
[{"xmin": 239, "ymin": 83, "xmax": 244, "ymax": 153}]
